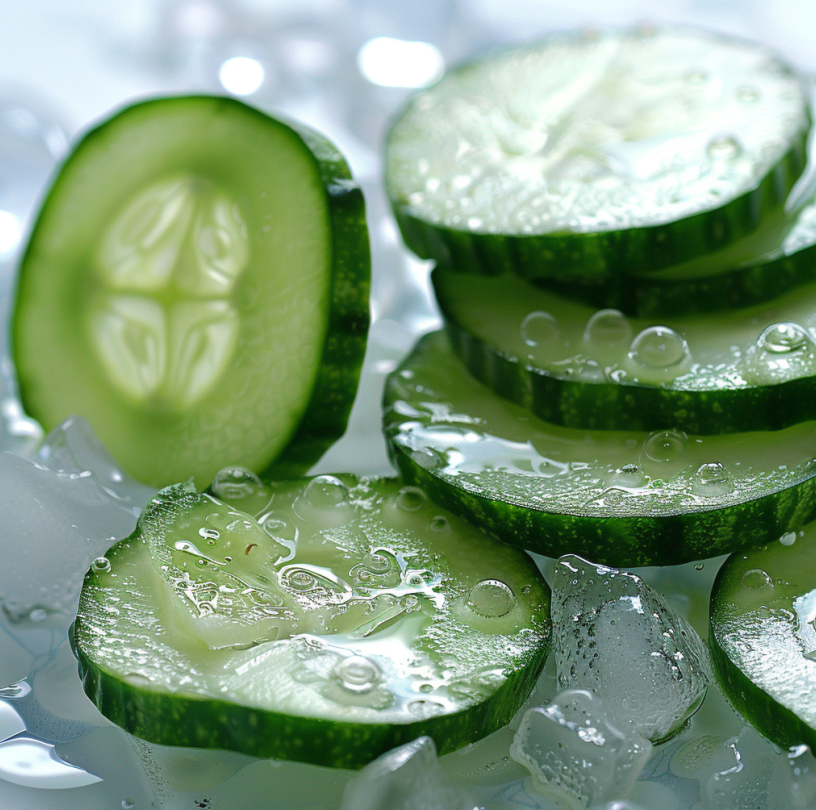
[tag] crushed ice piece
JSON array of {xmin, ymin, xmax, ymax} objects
[
  {"xmin": 0, "ymin": 736, "xmax": 102, "ymax": 789},
  {"xmin": 704, "ymin": 726, "xmax": 816, "ymax": 810},
  {"xmin": 552, "ymin": 555, "xmax": 711, "ymax": 742},
  {"xmin": 510, "ymin": 689, "xmax": 652, "ymax": 809},
  {"xmin": 341, "ymin": 736, "xmax": 473, "ymax": 810},
  {"xmin": 0, "ymin": 417, "xmax": 155, "ymax": 620}
]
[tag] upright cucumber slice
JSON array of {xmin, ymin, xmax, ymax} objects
[
  {"xmin": 12, "ymin": 96, "xmax": 370, "ymax": 488},
  {"xmin": 382, "ymin": 332, "xmax": 816, "ymax": 566},
  {"xmin": 386, "ymin": 26, "xmax": 810, "ymax": 282},
  {"xmin": 710, "ymin": 521, "xmax": 816, "ymax": 749},
  {"xmin": 71, "ymin": 475, "xmax": 551, "ymax": 768},
  {"xmin": 435, "ymin": 263, "xmax": 816, "ymax": 434}
]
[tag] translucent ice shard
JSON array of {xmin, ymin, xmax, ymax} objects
[
  {"xmin": 0, "ymin": 416, "xmax": 154, "ymax": 620},
  {"xmin": 340, "ymin": 736, "xmax": 473, "ymax": 810},
  {"xmin": 510, "ymin": 689, "xmax": 652, "ymax": 809},
  {"xmin": 551, "ymin": 555, "xmax": 711, "ymax": 742},
  {"xmin": 704, "ymin": 726, "xmax": 816, "ymax": 810}
]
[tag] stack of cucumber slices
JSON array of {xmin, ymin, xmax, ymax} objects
[{"xmin": 383, "ymin": 24, "xmax": 816, "ymax": 752}]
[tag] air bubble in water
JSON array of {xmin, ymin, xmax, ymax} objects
[
  {"xmin": 90, "ymin": 556, "xmax": 111, "ymax": 573},
  {"xmin": 521, "ymin": 311, "xmax": 559, "ymax": 346},
  {"xmin": 693, "ymin": 462, "xmax": 734, "ymax": 497},
  {"xmin": 210, "ymin": 467, "xmax": 262, "ymax": 500},
  {"xmin": 742, "ymin": 569, "xmax": 773, "ymax": 589},
  {"xmin": 429, "ymin": 515, "xmax": 449, "ymax": 532},
  {"xmin": 396, "ymin": 485, "xmax": 426, "ymax": 511},
  {"xmin": 643, "ymin": 429, "xmax": 688, "ymax": 464},
  {"xmin": 304, "ymin": 475, "xmax": 349, "ymax": 508},
  {"xmin": 629, "ymin": 326, "xmax": 690, "ymax": 369},
  {"xmin": 583, "ymin": 309, "xmax": 632, "ymax": 350},
  {"xmin": 336, "ymin": 656, "xmax": 380, "ymax": 693},
  {"xmin": 467, "ymin": 579, "xmax": 516, "ymax": 617},
  {"xmin": 706, "ymin": 135, "xmax": 741, "ymax": 160}
]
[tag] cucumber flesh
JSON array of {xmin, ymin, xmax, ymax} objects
[
  {"xmin": 710, "ymin": 519, "xmax": 816, "ymax": 749},
  {"xmin": 12, "ymin": 96, "xmax": 370, "ymax": 488},
  {"xmin": 435, "ymin": 261, "xmax": 816, "ymax": 433},
  {"xmin": 71, "ymin": 475, "xmax": 551, "ymax": 768},
  {"xmin": 383, "ymin": 332, "xmax": 816, "ymax": 566},
  {"xmin": 386, "ymin": 26, "xmax": 811, "ymax": 280}
]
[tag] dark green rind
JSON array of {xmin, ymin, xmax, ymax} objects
[
  {"xmin": 708, "ymin": 615, "xmax": 816, "ymax": 751},
  {"xmin": 12, "ymin": 95, "xmax": 370, "ymax": 487},
  {"xmin": 382, "ymin": 334, "xmax": 816, "ymax": 567},
  {"xmin": 72, "ymin": 627, "xmax": 547, "ymax": 770},
  {"xmin": 438, "ymin": 284, "xmax": 816, "ymax": 436},
  {"xmin": 389, "ymin": 135, "xmax": 808, "ymax": 284}
]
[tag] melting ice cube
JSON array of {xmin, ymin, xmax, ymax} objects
[
  {"xmin": 0, "ymin": 416, "xmax": 154, "ymax": 620},
  {"xmin": 704, "ymin": 726, "xmax": 816, "ymax": 810},
  {"xmin": 341, "ymin": 736, "xmax": 473, "ymax": 810},
  {"xmin": 551, "ymin": 555, "xmax": 711, "ymax": 742},
  {"xmin": 510, "ymin": 689, "xmax": 652, "ymax": 809}
]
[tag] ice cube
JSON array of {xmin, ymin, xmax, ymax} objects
[
  {"xmin": 510, "ymin": 689, "xmax": 652, "ymax": 809},
  {"xmin": 704, "ymin": 726, "xmax": 816, "ymax": 810},
  {"xmin": 341, "ymin": 736, "xmax": 473, "ymax": 810},
  {"xmin": 551, "ymin": 555, "xmax": 711, "ymax": 742},
  {"xmin": 0, "ymin": 417, "xmax": 154, "ymax": 620}
]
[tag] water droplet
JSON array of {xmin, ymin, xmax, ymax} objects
[
  {"xmin": 692, "ymin": 462, "xmax": 734, "ymax": 497},
  {"xmin": 694, "ymin": 563, "xmax": 705, "ymax": 571},
  {"xmin": 0, "ymin": 680, "xmax": 30, "ymax": 699},
  {"xmin": 410, "ymin": 447, "xmax": 446, "ymax": 471},
  {"xmin": 402, "ymin": 594, "xmax": 420, "ymax": 612},
  {"xmin": 521, "ymin": 311, "xmax": 559, "ymax": 346},
  {"xmin": 288, "ymin": 570, "xmax": 317, "ymax": 591},
  {"xmin": 756, "ymin": 322, "xmax": 811, "ymax": 354},
  {"xmin": 90, "ymin": 557, "xmax": 111, "ymax": 574},
  {"xmin": 706, "ymin": 134, "xmax": 741, "ymax": 160},
  {"xmin": 629, "ymin": 326, "xmax": 690, "ymax": 369},
  {"xmin": 336, "ymin": 656, "xmax": 379, "ymax": 693},
  {"xmin": 199, "ymin": 527, "xmax": 220, "ymax": 546},
  {"xmin": 419, "ymin": 683, "xmax": 433, "ymax": 693},
  {"xmin": 780, "ymin": 531, "xmax": 797, "ymax": 546},
  {"xmin": 396, "ymin": 486, "xmax": 426, "ymax": 511},
  {"xmin": 429, "ymin": 515, "xmax": 449, "ymax": 532},
  {"xmin": 643, "ymin": 429, "xmax": 688, "ymax": 463},
  {"xmin": 210, "ymin": 467, "xmax": 262, "ymax": 500},
  {"xmin": 742, "ymin": 569, "xmax": 773, "ymax": 589},
  {"xmin": 737, "ymin": 85, "xmax": 760, "ymax": 102},
  {"xmin": 304, "ymin": 475, "xmax": 349, "ymax": 508},
  {"xmin": 521, "ymin": 584, "xmax": 532, "ymax": 594},
  {"xmin": 408, "ymin": 699, "xmax": 445, "ymax": 718},
  {"xmin": 467, "ymin": 579, "xmax": 516, "ymax": 618},
  {"xmin": 605, "ymin": 464, "xmax": 647, "ymax": 489},
  {"xmin": 583, "ymin": 309, "xmax": 632, "ymax": 349},
  {"xmin": 367, "ymin": 553, "xmax": 390, "ymax": 573},
  {"xmin": 122, "ymin": 799, "xmax": 135, "ymax": 810}
]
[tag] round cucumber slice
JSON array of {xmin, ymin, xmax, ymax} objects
[
  {"xmin": 12, "ymin": 96, "xmax": 370, "ymax": 488},
  {"xmin": 710, "ymin": 521, "xmax": 816, "ymax": 749},
  {"xmin": 71, "ymin": 474, "xmax": 551, "ymax": 768},
  {"xmin": 435, "ymin": 262, "xmax": 816, "ymax": 434},
  {"xmin": 386, "ymin": 26, "xmax": 810, "ymax": 282},
  {"xmin": 383, "ymin": 332, "xmax": 816, "ymax": 567}
]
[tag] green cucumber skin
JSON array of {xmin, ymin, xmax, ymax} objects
[
  {"xmin": 383, "ymin": 439, "xmax": 816, "ymax": 567},
  {"xmin": 708, "ymin": 559, "xmax": 816, "ymax": 750},
  {"xmin": 12, "ymin": 95, "xmax": 370, "ymax": 485},
  {"xmin": 441, "ymin": 317, "xmax": 816, "ymax": 436},
  {"xmin": 72, "ymin": 627, "xmax": 547, "ymax": 770},
  {"xmin": 390, "ymin": 137, "xmax": 808, "ymax": 283},
  {"xmin": 540, "ymin": 245, "xmax": 816, "ymax": 319}
]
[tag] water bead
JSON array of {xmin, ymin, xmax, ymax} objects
[
  {"xmin": 521, "ymin": 311, "xmax": 559, "ymax": 347},
  {"xmin": 583, "ymin": 309, "xmax": 632, "ymax": 348},
  {"xmin": 643, "ymin": 429, "xmax": 688, "ymax": 464},
  {"xmin": 336, "ymin": 656, "xmax": 380, "ymax": 693},
  {"xmin": 629, "ymin": 326, "xmax": 690, "ymax": 369},
  {"xmin": 756, "ymin": 322, "xmax": 812, "ymax": 354},
  {"xmin": 396, "ymin": 485, "xmax": 427, "ymax": 511},
  {"xmin": 467, "ymin": 579, "xmax": 516, "ymax": 618},
  {"xmin": 90, "ymin": 556, "xmax": 111, "ymax": 573},
  {"xmin": 429, "ymin": 515, "xmax": 449, "ymax": 532},
  {"xmin": 693, "ymin": 462, "xmax": 734, "ymax": 497},
  {"xmin": 742, "ymin": 569, "xmax": 773, "ymax": 589},
  {"xmin": 706, "ymin": 134, "xmax": 741, "ymax": 160},
  {"xmin": 304, "ymin": 475, "xmax": 349, "ymax": 508},
  {"xmin": 780, "ymin": 531, "xmax": 797, "ymax": 546},
  {"xmin": 605, "ymin": 463, "xmax": 647, "ymax": 489},
  {"xmin": 288, "ymin": 570, "xmax": 317, "ymax": 591},
  {"xmin": 210, "ymin": 466, "xmax": 262, "ymax": 500}
]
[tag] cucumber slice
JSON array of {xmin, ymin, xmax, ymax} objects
[
  {"xmin": 709, "ymin": 521, "xmax": 816, "ymax": 749},
  {"xmin": 386, "ymin": 26, "xmax": 811, "ymax": 282},
  {"xmin": 71, "ymin": 475, "xmax": 551, "ymax": 768},
  {"xmin": 546, "ymin": 197, "xmax": 816, "ymax": 317},
  {"xmin": 382, "ymin": 332, "xmax": 816, "ymax": 566},
  {"xmin": 12, "ymin": 96, "xmax": 370, "ymax": 488},
  {"xmin": 435, "ymin": 262, "xmax": 816, "ymax": 434}
]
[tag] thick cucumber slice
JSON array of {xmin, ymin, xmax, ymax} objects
[
  {"xmin": 386, "ymin": 26, "xmax": 811, "ymax": 282},
  {"xmin": 12, "ymin": 96, "xmax": 370, "ymax": 488},
  {"xmin": 382, "ymin": 332, "xmax": 816, "ymax": 566},
  {"xmin": 710, "ymin": 521, "xmax": 816, "ymax": 749},
  {"xmin": 435, "ymin": 263, "xmax": 816, "ymax": 434},
  {"xmin": 71, "ymin": 475, "xmax": 551, "ymax": 768},
  {"xmin": 547, "ymin": 196, "xmax": 816, "ymax": 317}
]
